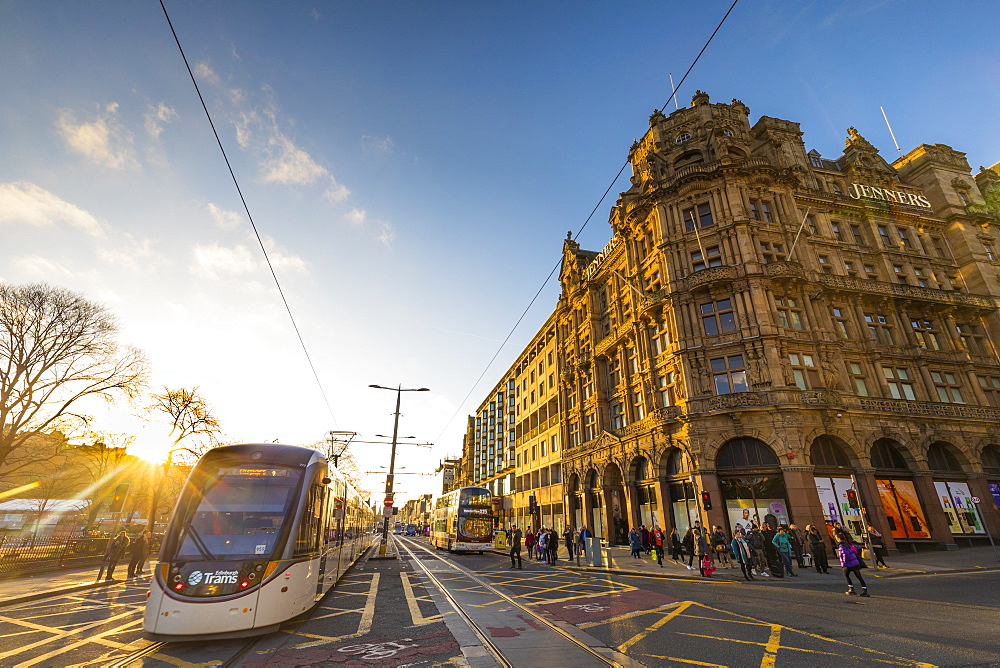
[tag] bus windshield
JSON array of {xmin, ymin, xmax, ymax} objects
[
  {"xmin": 459, "ymin": 489, "xmax": 491, "ymax": 508},
  {"xmin": 172, "ymin": 466, "xmax": 303, "ymax": 560}
]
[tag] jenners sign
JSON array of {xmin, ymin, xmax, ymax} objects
[{"xmin": 847, "ymin": 183, "xmax": 931, "ymax": 209}]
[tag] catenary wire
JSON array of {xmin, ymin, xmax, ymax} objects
[
  {"xmin": 433, "ymin": 0, "xmax": 741, "ymax": 445},
  {"xmin": 158, "ymin": 0, "xmax": 338, "ymax": 428}
]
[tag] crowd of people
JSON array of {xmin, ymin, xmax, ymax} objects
[{"xmin": 507, "ymin": 519, "xmax": 886, "ymax": 597}]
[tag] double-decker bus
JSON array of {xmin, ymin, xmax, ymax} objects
[{"xmin": 430, "ymin": 486, "xmax": 495, "ymax": 553}]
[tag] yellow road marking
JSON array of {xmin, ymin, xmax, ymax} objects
[
  {"xmin": 579, "ymin": 602, "xmax": 682, "ymax": 629},
  {"xmin": 642, "ymin": 655, "xmax": 726, "ymax": 667},
  {"xmin": 14, "ymin": 617, "xmax": 143, "ymax": 668},
  {"xmin": 676, "ymin": 632, "xmax": 911, "ymax": 665},
  {"xmin": 759, "ymin": 625, "xmax": 781, "ymax": 668},
  {"xmin": 400, "ymin": 572, "xmax": 441, "ymax": 625},
  {"xmin": 0, "ymin": 607, "xmax": 142, "ymax": 661},
  {"xmin": 617, "ymin": 600, "xmax": 693, "ymax": 652},
  {"xmin": 285, "ymin": 571, "xmax": 380, "ymax": 650}
]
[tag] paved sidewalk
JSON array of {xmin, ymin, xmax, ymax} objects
[
  {"xmin": 0, "ymin": 562, "xmax": 156, "ymax": 607},
  {"xmin": 553, "ymin": 542, "xmax": 1000, "ymax": 581}
]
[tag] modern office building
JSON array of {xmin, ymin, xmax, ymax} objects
[{"xmin": 465, "ymin": 91, "xmax": 1000, "ymax": 552}]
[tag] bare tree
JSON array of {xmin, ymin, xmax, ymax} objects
[
  {"xmin": 0, "ymin": 283, "xmax": 149, "ymax": 472},
  {"xmin": 148, "ymin": 387, "xmax": 221, "ymax": 453}
]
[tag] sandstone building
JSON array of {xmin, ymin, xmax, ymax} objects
[{"xmin": 463, "ymin": 92, "xmax": 1000, "ymax": 552}]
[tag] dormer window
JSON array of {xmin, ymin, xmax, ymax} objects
[
  {"xmin": 675, "ymin": 133, "xmax": 692, "ymax": 144},
  {"xmin": 723, "ymin": 129, "xmax": 734, "ymax": 137}
]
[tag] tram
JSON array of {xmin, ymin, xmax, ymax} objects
[
  {"xmin": 430, "ymin": 486, "xmax": 495, "ymax": 553},
  {"xmin": 144, "ymin": 443, "xmax": 374, "ymax": 641}
]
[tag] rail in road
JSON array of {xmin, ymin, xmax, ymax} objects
[{"xmin": 394, "ymin": 535, "xmax": 633, "ymax": 667}]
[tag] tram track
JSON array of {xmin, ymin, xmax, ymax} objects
[
  {"xmin": 104, "ymin": 634, "xmax": 260, "ymax": 667},
  {"xmin": 395, "ymin": 536, "xmax": 625, "ymax": 667}
]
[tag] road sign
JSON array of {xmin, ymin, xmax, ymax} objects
[{"xmin": 972, "ymin": 496, "xmax": 981, "ymax": 504}]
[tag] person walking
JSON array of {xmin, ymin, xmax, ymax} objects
[
  {"xmin": 649, "ymin": 525, "xmax": 665, "ymax": 567},
  {"xmin": 806, "ymin": 524, "xmax": 830, "ymax": 574},
  {"xmin": 525, "ymin": 529, "xmax": 536, "ymax": 560},
  {"xmin": 127, "ymin": 531, "xmax": 148, "ymax": 578},
  {"xmin": 694, "ymin": 529, "xmax": 711, "ymax": 576},
  {"xmin": 711, "ymin": 526, "xmax": 732, "ymax": 568},
  {"xmin": 789, "ymin": 524, "xmax": 806, "ymax": 568},
  {"xmin": 836, "ymin": 530, "xmax": 870, "ymax": 596},
  {"xmin": 509, "ymin": 525, "xmax": 524, "ymax": 569},
  {"xmin": 682, "ymin": 528, "xmax": 696, "ymax": 570},
  {"xmin": 577, "ymin": 526, "xmax": 590, "ymax": 563},
  {"xmin": 868, "ymin": 525, "xmax": 889, "ymax": 567},
  {"xmin": 772, "ymin": 527, "xmax": 797, "ymax": 577},
  {"xmin": 537, "ymin": 528, "xmax": 548, "ymax": 562},
  {"xmin": 639, "ymin": 525, "xmax": 650, "ymax": 554},
  {"xmin": 748, "ymin": 526, "xmax": 769, "ymax": 576},
  {"xmin": 547, "ymin": 529, "xmax": 559, "ymax": 564},
  {"xmin": 669, "ymin": 527, "xmax": 683, "ymax": 564},
  {"xmin": 629, "ymin": 528, "xmax": 642, "ymax": 559},
  {"xmin": 563, "ymin": 526, "xmax": 575, "ymax": 560},
  {"xmin": 731, "ymin": 528, "xmax": 755, "ymax": 581},
  {"xmin": 102, "ymin": 531, "xmax": 130, "ymax": 581}
]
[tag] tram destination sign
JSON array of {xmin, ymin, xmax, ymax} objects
[{"xmin": 218, "ymin": 466, "xmax": 292, "ymax": 477}]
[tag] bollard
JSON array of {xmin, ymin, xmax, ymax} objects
[{"xmin": 586, "ymin": 537, "xmax": 603, "ymax": 567}]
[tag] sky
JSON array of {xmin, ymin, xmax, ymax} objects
[{"xmin": 2, "ymin": 1, "xmax": 999, "ymax": 503}]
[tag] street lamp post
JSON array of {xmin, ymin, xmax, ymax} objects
[{"xmin": 370, "ymin": 384, "xmax": 429, "ymax": 555}]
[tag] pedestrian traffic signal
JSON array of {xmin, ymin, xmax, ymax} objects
[
  {"xmin": 108, "ymin": 483, "xmax": 130, "ymax": 513},
  {"xmin": 528, "ymin": 495, "xmax": 539, "ymax": 515},
  {"xmin": 700, "ymin": 491, "xmax": 713, "ymax": 511},
  {"xmin": 846, "ymin": 489, "xmax": 860, "ymax": 509}
]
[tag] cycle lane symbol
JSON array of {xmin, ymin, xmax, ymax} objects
[{"xmin": 337, "ymin": 638, "xmax": 418, "ymax": 660}]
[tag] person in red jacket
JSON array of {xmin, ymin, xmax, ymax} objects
[{"xmin": 651, "ymin": 525, "xmax": 665, "ymax": 567}]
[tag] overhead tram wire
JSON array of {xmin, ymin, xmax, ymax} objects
[
  {"xmin": 158, "ymin": 0, "xmax": 338, "ymax": 427},
  {"xmin": 433, "ymin": 0, "xmax": 742, "ymax": 444}
]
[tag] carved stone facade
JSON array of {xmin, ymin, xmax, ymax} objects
[{"xmin": 464, "ymin": 92, "xmax": 1000, "ymax": 551}]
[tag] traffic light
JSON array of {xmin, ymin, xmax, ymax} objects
[
  {"xmin": 846, "ymin": 489, "xmax": 860, "ymax": 509},
  {"xmin": 700, "ymin": 491, "xmax": 713, "ymax": 511},
  {"xmin": 108, "ymin": 483, "xmax": 130, "ymax": 513},
  {"xmin": 528, "ymin": 495, "xmax": 539, "ymax": 515}
]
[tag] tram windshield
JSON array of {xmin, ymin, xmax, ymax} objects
[{"xmin": 173, "ymin": 466, "xmax": 303, "ymax": 560}]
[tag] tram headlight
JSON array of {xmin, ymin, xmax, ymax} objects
[
  {"xmin": 172, "ymin": 574, "xmax": 182, "ymax": 583},
  {"xmin": 248, "ymin": 573, "xmax": 256, "ymax": 580},
  {"xmin": 240, "ymin": 581, "xmax": 249, "ymax": 588}
]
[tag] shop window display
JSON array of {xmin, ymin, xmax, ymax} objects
[{"xmin": 875, "ymin": 479, "xmax": 932, "ymax": 539}]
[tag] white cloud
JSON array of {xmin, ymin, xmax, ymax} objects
[
  {"xmin": 261, "ymin": 133, "xmax": 327, "ymax": 185},
  {"xmin": 144, "ymin": 102, "xmax": 178, "ymax": 139},
  {"xmin": 378, "ymin": 223, "xmax": 396, "ymax": 246},
  {"xmin": 12, "ymin": 255, "xmax": 100, "ymax": 281},
  {"xmin": 345, "ymin": 208, "xmax": 367, "ymax": 226},
  {"xmin": 193, "ymin": 62, "xmax": 221, "ymax": 86},
  {"xmin": 97, "ymin": 234, "xmax": 164, "ymax": 272},
  {"xmin": 322, "ymin": 180, "xmax": 350, "ymax": 202},
  {"xmin": 0, "ymin": 181, "xmax": 106, "ymax": 237},
  {"xmin": 56, "ymin": 103, "xmax": 137, "ymax": 169},
  {"xmin": 192, "ymin": 239, "xmax": 308, "ymax": 281},
  {"xmin": 207, "ymin": 203, "xmax": 243, "ymax": 230},
  {"xmin": 361, "ymin": 134, "xmax": 396, "ymax": 155}
]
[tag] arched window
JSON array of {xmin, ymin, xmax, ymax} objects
[
  {"xmin": 666, "ymin": 448, "xmax": 690, "ymax": 475},
  {"xmin": 927, "ymin": 442, "xmax": 963, "ymax": 472},
  {"xmin": 716, "ymin": 438, "xmax": 779, "ymax": 469},
  {"xmin": 811, "ymin": 436, "xmax": 852, "ymax": 467},
  {"xmin": 675, "ymin": 132, "xmax": 692, "ymax": 144},
  {"xmin": 674, "ymin": 150, "xmax": 703, "ymax": 167},
  {"xmin": 587, "ymin": 470, "xmax": 600, "ymax": 490},
  {"xmin": 983, "ymin": 444, "xmax": 1000, "ymax": 475},
  {"xmin": 871, "ymin": 439, "xmax": 908, "ymax": 470},
  {"xmin": 634, "ymin": 457, "xmax": 650, "ymax": 481}
]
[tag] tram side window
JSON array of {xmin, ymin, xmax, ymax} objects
[{"xmin": 295, "ymin": 484, "xmax": 324, "ymax": 556}]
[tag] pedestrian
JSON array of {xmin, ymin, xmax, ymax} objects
[
  {"xmin": 640, "ymin": 525, "xmax": 650, "ymax": 554},
  {"xmin": 694, "ymin": 528, "xmax": 711, "ymax": 576},
  {"xmin": 563, "ymin": 526, "xmax": 575, "ymax": 560},
  {"xmin": 537, "ymin": 528, "xmax": 548, "ymax": 562},
  {"xmin": 747, "ymin": 526, "xmax": 768, "ymax": 576},
  {"xmin": 102, "ymin": 530, "xmax": 130, "ymax": 581},
  {"xmin": 730, "ymin": 528, "xmax": 755, "ymax": 581},
  {"xmin": 771, "ymin": 527, "xmax": 797, "ymax": 577},
  {"xmin": 806, "ymin": 524, "xmax": 830, "ymax": 574},
  {"xmin": 127, "ymin": 531, "xmax": 148, "ymax": 577},
  {"xmin": 509, "ymin": 525, "xmax": 523, "ymax": 569},
  {"xmin": 525, "ymin": 529, "xmax": 536, "ymax": 560},
  {"xmin": 867, "ymin": 525, "xmax": 889, "ymax": 567},
  {"xmin": 711, "ymin": 526, "xmax": 732, "ymax": 568},
  {"xmin": 762, "ymin": 524, "xmax": 782, "ymax": 578},
  {"xmin": 577, "ymin": 526, "xmax": 590, "ymax": 562},
  {"xmin": 836, "ymin": 530, "xmax": 870, "ymax": 597},
  {"xmin": 547, "ymin": 529, "xmax": 559, "ymax": 564},
  {"xmin": 789, "ymin": 524, "xmax": 806, "ymax": 568},
  {"xmin": 682, "ymin": 528, "xmax": 696, "ymax": 570},
  {"xmin": 629, "ymin": 528, "xmax": 642, "ymax": 559},
  {"xmin": 669, "ymin": 527, "xmax": 683, "ymax": 563},
  {"xmin": 651, "ymin": 525, "xmax": 665, "ymax": 567}
]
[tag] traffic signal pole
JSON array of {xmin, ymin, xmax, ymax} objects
[{"xmin": 850, "ymin": 473, "xmax": 879, "ymax": 571}]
